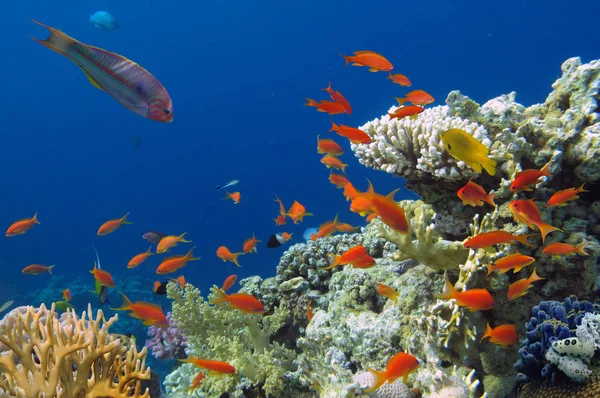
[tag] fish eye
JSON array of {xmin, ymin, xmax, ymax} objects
[
  {"xmin": 163, "ymin": 109, "xmax": 170, "ymax": 115},
  {"xmin": 464, "ymin": 244, "xmax": 470, "ymax": 248}
]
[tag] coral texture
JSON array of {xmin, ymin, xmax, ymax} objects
[{"xmin": 145, "ymin": 311, "xmax": 187, "ymax": 360}]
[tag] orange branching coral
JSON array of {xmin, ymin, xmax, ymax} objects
[{"xmin": 0, "ymin": 303, "xmax": 150, "ymax": 397}]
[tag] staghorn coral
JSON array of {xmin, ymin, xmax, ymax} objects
[{"xmin": 0, "ymin": 303, "xmax": 150, "ymax": 397}]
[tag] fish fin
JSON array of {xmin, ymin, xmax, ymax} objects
[
  {"xmin": 395, "ymin": 97, "xmax": 408, "ymax": 106},
  {"xmin": 32, "ymin": 212, "xmax": 40, "ymax": 224},
  {"xmin": 434, "ymin": 278, "xmax": 458, "ymax": 300},
  {"xmin": 529, "ymin": 268, "xmax": 544, "ymax": 283},
  {"xmin": 364, "ymin": 369, "xmax": 388, "ymax": 393},
  {"xmin": 30, "ymin": 19, "xmax": 75, "ymax": 56},
  {"xmin": 322, "ymin": 255, "xmax": 341, "ymax": 270},
  {"xmin": 340, "ymin": 54, "xmax": 351, "ymax": 66},
  {"xmin": 485, "ymin": 192, "xmax": 496, "ymax": 207},
  {"xmin": 576, "ymin": 242, "xmax": 589, "ymax": 256},
  {"xmin": 329, "ymin": 121, "xmax": 339, "ymax": 132},
  {"xmin": 368, "ymin": 68, "xmax": 379, "ymax": 72},
  {"xmin": 485, "ymin": 264, "xmax": 494, "ymax": 276},
  {"xmin": 79, "ymin": 67, "xmax": 105, "ymax": 91},
  {"xmin": 576, "ymin": 183, "xmax": 588, "ymax": 193},
  {"xmin": 466, "ymin": 160, "xmax": 483, "ymax": 174},
  {"xmin": 48, "ymin": 265, "xmax": 55, "ymax": 275},
  {"xmin": 186, "ymin": 247, "xmax": 200, "ymax": 261},
  {"xmin": 512, "ymin": 265, "xmax": 524, "ymax": 274},
  {"xmin": 178, "ymin": 232, "xmax": 192, "ymax": 243},
  {"xmin": 210, "ymin": 288, "xmax": 229, "ymax": 304},
  {"xmin": 538, "ymin": 223, "xmax": 562, "ymax": 243},
  {"xmin": 481, "ymin": 323, "xmax": 492, "ymax": 342},
  {"xmin": 540, "ymin": 160, "xmax": 553, "ymax": 177},
  {"xmin": 480, "ymin": 156, "xmax": 497, "ymax": 176},
  {"xmin": 110, "ymin": 292, "xmax": 132, "ymax": 311},
  {"xmin": 516, "ymin": 234, "xmax": 536, "ymax": 247},
  {"xmin": 120, "ymin": 212, "xmax": 133, "ymax": 225}
]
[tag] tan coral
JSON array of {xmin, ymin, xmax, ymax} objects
[{"xmin": 0, "ymin": 303, "xmax": 150, "ymax": 397}]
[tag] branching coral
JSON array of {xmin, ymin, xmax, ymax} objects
[
  {"xmin": 145, "ymin": 311, "xmax": 187, "ymax": 360},
  {"xmin": 0, "ymin": 303, "xmax": 150, "ymax": 397}
]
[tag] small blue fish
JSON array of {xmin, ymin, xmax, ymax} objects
[
  {"xmin": 216, "ymin": 180, "xmax": 239, "ymax": 190},
  {"xmin": 90, "ymin": 11, "xmax": 119, "ymax": 31}
]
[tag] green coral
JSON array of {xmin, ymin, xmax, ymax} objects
[{"xmin": 165, "ymin": 282, "xmax": 296, "ymax": 397}]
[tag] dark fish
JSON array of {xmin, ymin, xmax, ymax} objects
[
  {"xmin": 154, "ymin": 280, "xmax": 169, "ymax": 295},
  {"xmin": 266, "ymin": 233, "xmax": 287, "ymax": 248},
  {"xmin": 143, "ymin": 231, "xmax": 166, "ymax": 244},
  {"xmin": 216, "ymin": 180, "xmax": 239, "ymax": 190}
]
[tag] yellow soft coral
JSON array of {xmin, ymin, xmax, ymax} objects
[{"xmin": 0, "ymin": 303, "xmax": 150, "ymax": 397}]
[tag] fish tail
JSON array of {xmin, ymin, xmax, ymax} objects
[
  {"xmin": 322, "ymin": 81, "xmax": 333, "ymax": 95},
  {"xmin": 30, "ymin": 20, "xmax": 75, "ymax": 56},
  {"xmin": 576, "ymin": 183, "xmax": 588, "ymax": 193},
  {"xmin": 434, "ymin": 278, "xmax": 458, "ymax": 300},
  {"xmin": 232, "ymin": 253, "xmax": 243, "ymax": 267},
  {"xmin": 340, "ymin": 54, "xmax": 352, "ymax": 66},
  {"xmin": 341, "ymin": 163, "xmax": 348, "ymax": 173},
  {"xmin": 529, "ymin": 268, "xmax": 544, "ymax": 283},
  {"xmin": 211, "ymin": 288, "xmax": 229, "ymax": 304},
  {"xmin": 538, "ymin": 223, "xmax": 562, "ymax": 243},
  {"xmin": 178, "ymin": 232, "xmax": 192, "ymax": 243},
  {"xmin": 576, "ymin": 242, "xmax": 589, "ymax": 256},
  {"xmin": 540, "ymin": 160, "xmax": 553, "ymax": 177},
  {"xmin": 481, "ymin": 156, "xmax": 497, "ymax": 176},
  {"xmin": 516, "ymin": 234, "xmax": 536, "ymax": 247},
  {"xmin": 120, "ymin": 212, "xmax": 133, "ymax": 225},
  {"xmin": 305, "ymin": 98, "xmax": 319, "ymax": 108},
  {"xmin": 485, "ymin": 192, "xmax": 497, "ymax": 207},
  {"xmin": 322, "ymin": 255, "xmax": 341, "ymax": 270},
  {"xmin": 111, "ymin": 292, "xmax": 132, "ymax": 311},
  {"xmin": 364, "ymin": 369, "xmax": 388, "ymax": 393},
  {"xmin": 329, "ymin": 121, "xmax": 340, "ymax": 132},
  {"xmin": 481, "ymin": 323, "xmax": 492, "ymax": 342},
  {"xmin": 485, "ymin": 264, "xmax": 494, "ymax": 276},
  {"xmin": 48, "ymin": 265, "xmax": 55, "ymax": 275},
  {"xmin": 395, "ymin": 97, "xmax": 408, "ymax": 106},
  {"xmin": 186, "ymin": 247, "xmax": 201, "ymax": 261}
]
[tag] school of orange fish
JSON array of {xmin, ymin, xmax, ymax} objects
[{"xmin": 8, "ymin": 47, "xmax": 591, "ymax": 392}]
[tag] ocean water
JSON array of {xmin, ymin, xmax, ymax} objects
[{"xmin": 0, "ymin": 0, "xmax": 599, "ymax": 385}]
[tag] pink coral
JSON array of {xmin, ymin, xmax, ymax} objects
[{"xmin": 145, "ymin": 312, "xmax": 187, "ymax": 360}]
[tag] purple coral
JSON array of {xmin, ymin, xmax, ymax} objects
[{"xmin": 145, "ymin": 311, "xmax": 188, "ymax": 360}]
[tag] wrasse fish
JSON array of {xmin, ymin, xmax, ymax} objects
[
  {"xmin": 323, "ymin": 244, "xmax": 368, "ymax": 269},
  {"xmin": 364, "ymin": 352, "xmax": 419, "ymax": 393},
  {"xmin": 216, "ymin": 246, "xmax": 244, "ymax": 267},
  {"xmin": 180, "ymin": 356, "xmax": 236, "ymax": 374},
  {"xmin": 90, "ymin": 262, "xmax": 115, "ymax": 287},
  {"xmin": 364, "ymin": 182, "xmax": 408, "ymax": 233},
  {"xmin": 128, "ymin": 247, "xmax": 154, "ymax": 268},
  {"xmin": 62, "ymin": 288, "xmax": 71, "ymax": 301},
  {"xmin": 317, "ymin": 136, "xmax": 344, "ymax": 156},
  {"xmin": 6, "ymin": 212, "xmax": 40, "ymax": 237},
  {"xmin": 321, "ymin": 155, "xmax": 348, "ymax": 172},
  {"xmin": 378, "ymin": 283, "xmax": 398, "ymax": 303},
  {"xmin": 440, "ymin": 129, "xmax": 496, "ymax": 176},
  {"xmin": 395, "ymin": 90, "xmax": 434, "ymax": 106},
  {"xmin": 322, "ymin": 82, "xmax": 352, "ymax": 115},
  {"xmin": 510, "ymin": 161, "xmax": 552, "ymax": 192},
  {"xmin": 387, "ymin": 73, "xmax": 411, "ymax": 86},
  {"xmin": 31, "ymin": 20, "xmax": 173, "ymax": 122},
  {"xmin": 509, "ymin": 200, "xmax": 561, "ymax": 242},
  {"xmin": 507, "ymin": 269, "xmax": 544, "ymax": 301},
  {"xmin": 340, "ymin": 50, "xmax": 393, "ymax": 72},
  {"xmin": 481, "ymin": 323, "xmax": 518, "ymax": 347},
  {"xmin": 224, "ymin": 191, "xmax": 241, "ymax": 204},
  {"xmin": 329, "ymin": 172, "xmax": 349, "ymax": 188},
  {"xmin": 211, "ymin": 289, "xmax": 265, "ymax": 314},
  {"xmin": 97, "ymin": 212, "xmax": 132, "ymax": 236},
  {"xmin": 22, "ymin": 264, "xmax": 55, "ymax": 275},
  {"xmin": 436, "ymin": 278, "xmax": 495, "ymax": 311},
  {"xmin": 547, "ymin": 184, "xmax": 588, "ymax": 207},
  {"xmin": 157, "ymin": 232, "xmax": 191, "ymax": 254},
  {"xmin": 287, "ymin": 201, "xmax": 313, "ymax": 224},
  {"xmin": 305, "ymin": 98, "xmax": 347, "ymax": 115},
  {"xmin": 111, "ymin": 292, "xmax": 168, "ymax": 326},
  {"xmin": 156, "ymin": 247, "xmax": 199, "ymax": 274},
  {"xmin": 221, "ymin": 274, "xmax": 237, "ymax": 292},
  {"xmin": 464, "ymin": 231, "xmax": 535, "ymax": 249},
  {"xmin": 216, "ymin": 179, "xmax": 239, "ymax": 191},
  {"xmin": 486, "ymin": 252, "xmax": 535, "ymax": 275},
  {"xmin": 388, "ymin": 105, "xmax": 424, "ymax": 120},
  {"xmin": 458, "ymin": 180, "xmax": 496, "ymax": 207},
  {"xmin": 542, "ymin": 242, "xmax": 589, "ymax": 256},
  {"xmin": 329, "ymin": 122, "xmax": 371, "ymax": 144},
  {"xmin": 243, "ymin": 234, "xmax": 261, "ymax": 253}
]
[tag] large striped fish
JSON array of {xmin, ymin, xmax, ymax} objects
[{"xmin": 31, "ymin": 19, "xmax": 173, "ymax": 122}]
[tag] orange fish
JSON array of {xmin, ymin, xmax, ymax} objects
[
  {"xmin": 274, "ymin": 195, "xmax": 287, "ymax": 225},
  {"xmin": 243, "ymin": 234, "xmax": 261, "ymax": 253},
  {"xmin": 211, "ymin": 289, "xmax": 265, "ymax": 314},
  {"xmin": 216, "ymin": 246, "xmax": 244, "ymax": 267},
  {"xmin": 365, "ymin": 212, "xmax": 379, "ymax": 222},
  {"xmin": 324, "ymin": 244, "xmax": 368, "ymax": 269},
  {"xmin": 62, "ymin": 288, "xmax": 71, "ymax": 301},
  {"xmin": 316, "ymin": 215, "xmax": 340, "ymax": 239},
  {"xmin": 157, "ymin": 232, "xmax": 191, "ymax": 254},
  {"xmin": 510, "ymin": 161, "xmax": 552, "ymax": 192},
  {"xmin": 111, "ymin": 292, "xmax": 168, "ymax": 326},
  {"xmin": 329, "ymin": 122, "xmax": 371, "ymax": 144},
  {"xmin": 90, "ymin": 262, "xmax": 115, "ymax": 287},
  {"xmin": 322, "ymin": 82, "xmax": 352, "ymax": 115},
  {"xmin": 436, "ymin": 278, "xmax": 495, "ymax": 311},
  {"xmin": 188, "ymin": 372, "xmax": 205, "ymax": 392},
  {"xmin": 388, "ymin": 105, "xmax": 424, "ymax": 120},
  {"xmin": 353, "ymin": 254, "xmax": 376, "ymax": 268},
  {"xmin": 321, "ymin": 155, "xmax": 348, "ymax": 172},
  {"xmin": 481, "ymin": 323, "xmax": 518, "ymax": 347},
  {"xmin": 97, "ymin": 212, "xmax": 132, "ymax": 236},
  {"xmin": 307, "ymin": 302, "xmax": 314, "ymax": 321},
  {"xmin": 6, "ymin": 212, "xmax": 40, "ymax": 237},
  {"xmin": 329, "ymin": 172, "xmax": 350, "ymax": 188},
  {"xmin": 170, "ymin": 275, "xmax": 187, "ymax": 288},
  {"xmin": 350, "ymin": 196, "xmax": 374, "ymax": 216},
  {"xmin": 378, "ymin": 283, "xmax": 398, "ymax": 302},
  {"xmin": 335, "ymin": 222, "xmax": 360, "ymax": 233},
  {"xmin": 365, "ymin": 352, "xmax": 419, "ymax": 393},
  {"xmin": 341, "ymin": 50, "xmax": 393, "ymax": 72},
  {"xmin": 343, "ymin": 182, "xmax": 360, "ymax": 201},
  {"xmin": 180, "ymin": 356, "xmax": 236, "ymax": 374},
  {"xmin": 464, "ymin": 231, "xmax": 535, "ymax": 249},
  {"xmin": 281, "ymin": 232, "xmax": 293, "ymax": 242},
  {"xmin": 221, "ymin": 274, "xmax": 237, "ymax": 292},
  {"xmin": 542, "ymin": 242, "xmax": 589, "ymax": 256},
  {"xmin": 395, "ymin": 90, "xmax": 435, "ymax": 106},
  {"xmin": 287, "ymin": 200, "xmax": 313, "ymax": 224},
  {"xmin": 457, "ymin": 180, "xmax": 496, "ymax": 207},
  {"xmin": 486, "ymin": 252, "xmax": 535, "ymax": 275},
  {"xmin": 305, "ymin": 98, "xmax": 347, "ymax": 115},
  {"xmin": 128, "ymin": 247, "xmax": 154, "ymax": 269},
  {"xmin": 547, "ymin": 184, "xmax": 588, "ymax": 207},
  {"xmin": 387, "ymin": 73, "xmax": 411, "ymax": 86},
  {"xmin": 507, "ymin": 269, "xmax": 544, "ymax": 301},
  {"xmin": 317, "ymin": 135, "xmax": 344, "ymax": 156},
  {"xmin": 22, "ymin": 264, "xmax": 55, "ymax": 275},
  {"xmin": 509, "ymin": 199, "xmax": 561, "ymax": 242},
  {"xmin": 224, "ymin": 191, "xmax": 241, "ymax": 204},
  {"xmin": 274, "ymin": 215, "xmax": 287, "ymax": 226},
  {"xmin": 156, "ymin": 247, "xmax": 200, "ymax": 274},
  {"xmin": 364, "ymin": 182, "xmax": 408, "ymax": 233}
]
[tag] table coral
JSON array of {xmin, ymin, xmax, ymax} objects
[{"xmin": 0, "ymin": 303, "xmax": 150, "ymax": 397}]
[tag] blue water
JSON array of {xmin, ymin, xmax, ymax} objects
[{"xmin": 1, "ymin": 0, "xmax": 598, "ymax": 377}]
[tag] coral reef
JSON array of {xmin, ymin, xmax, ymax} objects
[
  {"xmin": 0, "ymin": 303, "xmax": 150, "ymax": 397},
  {"xmin": 145, "ymin": 311, "xmax": 188, "ymax": 360}
]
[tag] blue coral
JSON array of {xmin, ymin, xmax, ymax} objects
[{"xmin": 515, "ymin": 296, "xmax": 598, "ymax": 384}]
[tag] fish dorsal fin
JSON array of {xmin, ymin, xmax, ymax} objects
[{"xmin": 78, "ymin": 66, "xmax": 105, "ymax": 91}]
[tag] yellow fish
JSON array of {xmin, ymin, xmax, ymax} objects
[{"xmin": 440, "ymin": 129, "xmax": 497, "ymax": 176}]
